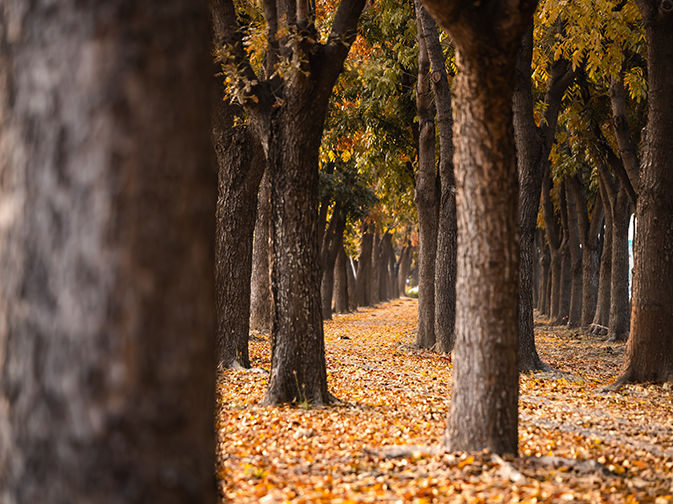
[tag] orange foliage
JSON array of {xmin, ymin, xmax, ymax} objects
[{"xmin": 217, "ymin": 299, "xmax": 673, "ymax": 502}]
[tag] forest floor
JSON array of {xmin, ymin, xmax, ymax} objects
[{"xmin": 216, "ymin": 297, "xmax": 673, "ymax": 503}]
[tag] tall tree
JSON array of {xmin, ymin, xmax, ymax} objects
[
  {"xmin": 250, "ymin": 172, "xmax": 273, "ymax": 333},
  {"xmin": 213, "ymin": 0, "xmax": 366, "ymax": 404},
  {"xmin": 616, "ymin": 0, "xmax": 673, "ymax": 384},
  {"xmin": 541, "ymin": 170, "xmax": 569, "ymax": 325},
  {"xmin": 592, "ymin": 171, "xmax": 613, "ymax": 334},
  {"xmin": 568, "ymin": 175, "xmax": 604, "ymax": 334},
  {"xmin": 564, "ymin": 182, "xmax": 584, "ymax": 328},
  {"xmin": 355, "ymin": 229, "xmax": 374, "ymax": 307},
  {"xmin": 513, "ymin": 24, "xmax": 574, "ymax": 368},
  {"xmin": 417, "ymin": 3, "xmax": 458, "ymax": 355},
  {"xmin": 0, "ymin": 1, "xmax": 216, "ymax": 501},
  {"xmin": 420, "ymin": 0, "xmax": 539, "ymax": 454},
  {"xmin": 333, "ymin": 242, "xmax": 350, "ymax": 313},
  {"xmin": 414, "ymin": 4, "xmax": 439, "ymax": 349},
  {"xmin": 212, "ymin": 73, "xmax": 266, "ymax": 367},
  {"xmin": 596, "ymin": 161, "xmax": 631, "ymax": 342}
]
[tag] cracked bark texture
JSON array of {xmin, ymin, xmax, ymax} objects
[
  {"xmin": 420, "ymin": 0, "xmax": 539, "ymax": 455},
  {"xmin": 513, "ymin": 24, "xmax": 573, "ymax": 368},
  {"xmin": 565, "ymin": 183, "xmax": 583, "ymax": 328},
  {"xmin": 418, "ymin": 3, "xmax": 457, "ymax": 355},
  {"xmin": 0, "ymin": 1, "xmax": 216, "ymax": 502},
  {"xmin": 213, "ymin": 0, "xmax": 366, "ymax": 404},
  {"xmin": 613, "ymin": 0, "xmax": 673, "ymax": 384},
  {"xmin": 414, "ymin": 8, "xmax": 438, "ymax": 349},
  {"xmin": 250, "ymin": 171, "xmax": 272, "ymax": 332},
  {"xmin": 568, "ymin": 176, "xmax": 604, "ymax": 334}
]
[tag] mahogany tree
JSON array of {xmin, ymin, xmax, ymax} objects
[{"xmin": 420, "ymin": 0, "xmax": 538, "ymax": 454}]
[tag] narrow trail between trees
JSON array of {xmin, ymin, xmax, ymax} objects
[{"xmin": 217, "ymin": 298, "xmax": 673, "ymax": 503}]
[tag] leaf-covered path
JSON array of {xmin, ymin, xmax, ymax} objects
[{"xmin": 217, "ymin": 298, "xmax": 673, "ymax": 503}]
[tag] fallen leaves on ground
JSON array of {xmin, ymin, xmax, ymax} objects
[{"xmin": 216, "ymin": 298, "xmax": 673, "ymax": 503}]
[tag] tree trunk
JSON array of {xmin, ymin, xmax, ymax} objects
[
  {"xmin": 213, "ymin": 0, "xmax": 366, "ymax": 406},
  {"xmin": 616, "ymin": 0, "xmax": 673, "ymax": 384},
  {"xmin": 557, "ymin": 183, "xmax": 573, "ymax": 325},
  {"xmin": 347, "ymin": 255, "xmax": 358, "ymax": 311},
  {"xmin": 250, "ymin": 171, "xmax": 272, "ymax": 332},
  {"xmin": 565, "ymin": 183, "xmax": 583, "ymax": 328},
  {"xmin": 442, "ymin": 47, "xmax": 523, "ymax": 453},
  {"xmin": 0, "ymin": 2, "xmax": 216, "ymax": 501},
  {"xmin": 533, "ymin": 229, "xmax": 541, "ymax": 309},
  {"xmin": 418, "ymin": 3, "xmax": 457, "ymax": 354},
  {"xmin": 368, "ymin": 233, "xmax": 381, "ymax": 306},
  {"xmin": 608, "ymin": 186, "xmax": 632, "ymax": 342},
  {"xmin": 418, "ymin": 0, "xmax": 538, "ymax": 454},
  {"xmin": 334, "ymin": 242, "xmax": 350, "ymax": 313},
  {"xmin": 569, "ymin": 176, "xmax": 604, "ymax": 334},
  {"xmin": 398, "ymin": 243, "xmax": 411, "ymax": 295},
  {"xmin": 539, "ymin": 238, "xmax": 551, "ymax": 316},
  {"xmin": 542, "ymin": 165, "xmax": 565, "ymax": 325},
  {"xmin": 512, "ymin": 23, "xmax": 573, "ymax": 368},
  {"xmin": 592, "ymin": 176, "xmax": 613, "ymax": 334},
  {"xmin": 355, "ymin": 231, "xmax": 374, "ymax": 307},
  {"xmin": 596, "ymin": 162, "xmax": 631, "ymax": 342},
  {"xmin": 263, "ymin": 108, "xmax": 331, "ymax": 405},
  {"xmin": 321, "ymin": 208, "xmax": 346, "ymax": 320},
  {"xmin": 379, "ymin": 232, "xmax": 394, "ymax": 301},
  {"xmin": 214, "ymin": 122, "xmax": 265, "ymax": 368},
  {"xmin": 389, "ymin": 239, "xmax": 400, "ymax": 299},
  {"xmin": 414, "ymin": 12, "xmax": 439, "ymax": 349}
]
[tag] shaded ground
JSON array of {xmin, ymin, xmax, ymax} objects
[{"xmin": 216, "ymin": 298, "xmax": 673, "ymax": 503}]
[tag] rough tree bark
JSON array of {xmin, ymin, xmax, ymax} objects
[
  {"xmin": 542, "ymin": 168, "xmax": 568, "ymax": 325},
  {"xmin": 414, "ymin": 9, "xmax": 439, "ymax": 349},
  {"xmin": 557, "ymin": 184, "xmax": 573, "ymax": 325},
  {"xmin": 539, "ymin": 237, "xmax": 551, "ymax": 316},
  {"xmin": 0, "ymin": 2, "xmax": 216, "ymax": 502},
  {"xmin": 378, "ymin": 232, "xmax": 394, "ymax": 301},
  {"xmin": 355, "ymin": 230, "xmax": 374, "ymax": 307},
  {"xmin": 214, "ymin": 0, "xmax": 366, "ymax": 404},
  {"xmin": 596, "ymin": 162, "xmax": 631, "ymax": 342},
  {"xmin": 420, "ymin": 0, "xmax": 539, "ymax": 454},
  {"xmin": 592, "ymin": 174, "xmax": 613, "ymax": 334},
  {"xmin": 565, "ymin": 182, "xmax": 583, "ymax": 328},
  {"xmin": 513, "ymin": 24, "xmax": 573, "ymax": 368},
  {"xmin": 533, "ymin": 229, "xmax": 541, "ymax": 309},
  {"xmin": 388, "ymin": 238, "xmax": 400, "ymax": 299},
  {"xmin": 368, "ymin": 233, "xmax": 381, "ymax": 306},
  {"xmin": 398, "ymin": 241, "xmax": 412, "ymax": 296},
  {"xmin": 320, "ymin": 204, "xmax": 346, "ymax": 320},
  {"xmin": 568, "ymin": 176, "xmax": 604, "ymax": 334},
  {"xmin": 418, "ymin": 3, "xmax": 457, "ymax": 354},
  {"xmin": 615, "ymin": 0, "xmax": 673, "ymax": 384},
  {"xmin": 214, "ymin": 121, "xmax": 265, "ymax": 368},
  {"xmin": 346, "ymin": 255, "xmax": 358, "ymax": 311},
  {"xmin": 334, "ymin": 242, "xmax": 350, "ymax": 313},
  {"xmin": 250, "ymin": 171, "xmax": 272, "ymax": 332}
]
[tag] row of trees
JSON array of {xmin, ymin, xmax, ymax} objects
[
  {"xmin": 217, "ymin": 0, "xmax": 673, "ymax": 453},
  {"xmin": 0, "ymin": 0, "xmax": 671, "ymax": 501}
]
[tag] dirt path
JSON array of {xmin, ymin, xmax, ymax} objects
[{"xmin": 217, "ymin": 297, "xmax": 673, "ymax": 503}]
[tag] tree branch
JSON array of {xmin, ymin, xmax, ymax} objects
[
  {"xmin": 313, "ymin": 0, "xmax": 367, "ymax": 107},
  {"xmin": 609, "ymin": 74, "xmax": 640, "ymax": 196},
  {"xmin": 211, "ymin": 0, "xmax": 261, "ymax": 90},
  {"xmin": 419, "ymin": 0, "xmax": 539, "ymax": 59}
]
